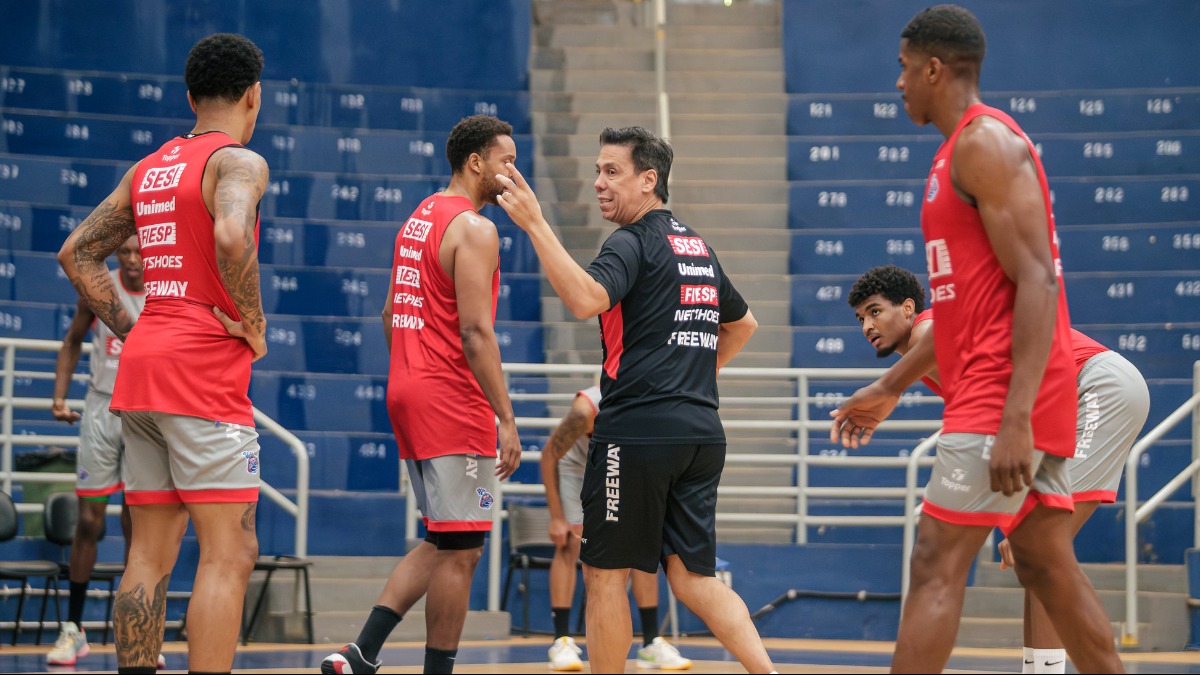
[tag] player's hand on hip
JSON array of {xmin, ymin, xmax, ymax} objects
[
  {"xmin": 51, "ymin": 399, "xmax": 81, "ymax": 425},
  {"xmin": 828, "ymin": 381, "xmax": 898, "ymax": 448},
  {"xmin": 495, "ymin": 163, "xmax": 544, "ymax": 231},
  {"xmin": 997, "ymin": 538, "xmax": 1016, "ymax": 571},
  {"xmin": 213, "ymin": 306, "xmax": 268, "ymax": 362},
  {"xmin": 495, "ymin": 419, "xmax": 522, "ymax": 480},
  {"xmin": 988, "ymin": 421, "xmax": 1034, "ymax": 496},
  {"xmin": 548, "ymin": 516, "xmax": 570, "ymax": 549}
]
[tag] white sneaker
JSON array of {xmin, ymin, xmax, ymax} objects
[
  {"xmin": 46, "ymin": 622, "xmax": 90, "ymax": 666},
  {"xmin": 158, "ymin": 653, "xmax": 167, "ymax": 669},
  {"xmin": 548, "ymin": 635, "xmax": 584, "ymax": 671},
  {"xmin": 637, "ymin": 637, "xmax": 692, "ymax": 670}
]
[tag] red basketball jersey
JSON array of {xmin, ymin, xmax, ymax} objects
[
  {"xmin": 912, "ymin": 309, "xmax": 943, "ymax": 397},
  {"xmin": 1071, "ymin": 329, "xmax": 1109, "ymax": 376},
  {"xmin": 920, "ymin": 104, "xmax": 1076, "ymax": 458},
  {"xmin": 112, "ymin": 132, "xmax": 260, "ymax": 426},
  {"xmin": 386, "ymin": 193, "xmax": 500, "ymax": 461}
]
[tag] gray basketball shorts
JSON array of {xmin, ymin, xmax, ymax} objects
[
  {"xmin": 406, "ymin": 454, "xmax": 498, "ymax": 532},
  {"xmin": 922, "ymin": 432, "xmax": 1072, "ymax": 535},
  {"xmin": 557, "ymin": 467, "xmax": 585, "ymax": 527},
  {"xmin": 76, "ymin": 389, "xmax": 124, "ymax": 499},
  {"xmin": 120, "ymin": 410, "xmax": 260, "ymax": 505},
  {"xmin": 1070, "ymin": 350, "xmax": 1150, "ymax": 503}
]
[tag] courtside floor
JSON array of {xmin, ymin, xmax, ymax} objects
[{"xmin": 2, "ymin": 637, "xmax": 1199, "ymax": 673}]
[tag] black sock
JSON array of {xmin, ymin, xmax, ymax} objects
[
  {"xmin": 424, "ymin": 646, "xmax": 457, "ymax": 674},
  {"xmin": 639, "ymin": 606, "xmax": 659, "ymax": 646},
  {"xmin": 68, "ymin": 581, "xmax": 89, "ymax": 626},
  {"xmin": 551, "ymin": 606, "xmax": 572, "ymax": 639},
  {"xmin": 116, "ymin": 668, "xmax": 156, "ymax": 674},
  {"xmin": 355, "ymin": 604, "xmax": 402, "ymax": 663}
]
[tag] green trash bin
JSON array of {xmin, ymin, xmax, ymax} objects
[{"xmin": 15, "ymin": 446, "xmax": 77, "ymax": 537}]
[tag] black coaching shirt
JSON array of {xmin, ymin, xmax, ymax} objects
[{"xmin": 585, "ymin": 209, "xmax": 749, "ymax": 445}]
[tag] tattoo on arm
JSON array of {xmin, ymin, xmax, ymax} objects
[
  {"xmin": 546, "ymin": 411, "xmax": 589, "ymax": 461},
  {"xmin": 69, "ymin": 199, "xmax": 137, "ymax": 339},
  {"xmin": 113, "ymin": 574, "xmax": 170, "ymax": 668},
  {"xmin": 241, "ymin": 502, "xmax": 257, "ymax": 532},
  {"xmin": 214, "ymin": 150, "xmax": 268, "ymax": 337}
]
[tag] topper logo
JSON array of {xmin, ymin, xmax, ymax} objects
[
  {"xmin": 401, "ymin": 218, "xmax": 433, "ymax": 242},
  {"xmin": 395, "ymin": 265, "xmax": 421, "ymax": 288},
  {"xmin": 680, "ymin": 284, "xmax": 719, "ymax": 306},
  {"xmin": 138, "ymin": 222, "xmax": 176, "ymax": 249},
  {"xmin": 668, "ymin": 235, "xmax": 709, "ymax": 257},
  {"xmin": 139, "ymin": 164, "xmax": 187, "ymax": 192}
]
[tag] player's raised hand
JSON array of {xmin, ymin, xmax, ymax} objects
[{"xmin": 495, "ymin": 162, "xmax": 545, "ymax": 232}]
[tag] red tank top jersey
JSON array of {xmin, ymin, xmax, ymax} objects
[
  {"xmin": 911, "ymin": 309, "xmax": 943, "ymax": 397},
  {"xmin": 386, "ymin": 193, "xmax": 500, "ymax": 461},
  {"xmin": 1071, "ymin": 329, "xmax": 1109, "ymax": 376},
  {"xmin": 111, "ymin": 132, "xmax": 259, "ymax": 426},
  {"xmin": 920, "ymin": 104, "xmax": 1076, "ymax": 458}
]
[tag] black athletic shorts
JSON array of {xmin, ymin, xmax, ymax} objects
[{"xmin": 579, "ymin": 441, "xmax": 724, "ymax": 576}]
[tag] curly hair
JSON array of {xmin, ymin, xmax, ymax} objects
[
  {"xmin": 599, "ymin": 126, "xmax": 673, "ymax": 203},
  {"xmin": 185, "ymin": 33, "xmax": 264, "ymax": 105},
  {"xmin": 446, "ymin": 115, "xmax": 514, "ymax": 175},
  {"xmin": 901, "ymin": 4, "xmax": 986, "ymax": 70},
  {"xmin": 847, "ymin": 265, "xmax": 926, "ymax": 312}
]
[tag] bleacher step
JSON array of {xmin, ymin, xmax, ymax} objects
[
  {"xmin": 538, "ymin": 25, "xmax": 780, "ymax": 50},
  {"xmin": 253, "ymin": 609, "xmax": 511, "ymax": 645},
  {"xmin": 955, "ymin": 617, "xmax": 1183, "ymax": 652},
  {"xmin": 973, "ymin": 562, "xmax": 1185, "ymax": 592}
]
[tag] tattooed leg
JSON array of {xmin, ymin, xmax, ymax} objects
[{"xmin": 114, "ymin": 575, "xmax": 170, "ymax": 668}]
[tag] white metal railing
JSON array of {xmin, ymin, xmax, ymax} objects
[
  {"xmin": 1122, "ymin": 360, "xmax": 1200, "ymax": 647},
  {"xmin": 421, "ymin": 363, "xmax": 944, "ymax": 611},
  {"xmin": 653, "ymin": 0, "xmax": 671, "ymax": 140},
  {"xmin": 0, "ymin": 337, "xmax": 310, "ymax": 557}
]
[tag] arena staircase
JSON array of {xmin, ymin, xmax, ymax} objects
[{"xmin": 530, "ymin": 0, "xmax": 800, "ymax": 543}]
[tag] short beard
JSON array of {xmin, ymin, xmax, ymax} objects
[
  {"xmin": 480, "ymin": 174, "xmax": 505, "ymax": 206},
  {"xmin": 875, "ymin": 344, "xmax": 898, "ymax": 358}
]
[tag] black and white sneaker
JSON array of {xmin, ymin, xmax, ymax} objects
[{"xmin": 320, "ymin": 643, "xmax": 382, "ymax": 674}]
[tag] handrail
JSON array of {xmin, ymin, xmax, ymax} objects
[
  {"xmin": 901, "ymin": 431, "xmax": 942, "ymax": 600},
  {"xmin": 0, "ymin": 337, "xmax": 310, "ymax": 557},
  {"xmin": 470, "ymin": 362, "xmax": 945, "ymax": 610},
  {"xmin": 653, "ymin": 0, "xmax": 670, "ymax": 140},
  {"xmin": 1122, "ymin": 360, "xmax": 1200, "ymax": 647}
]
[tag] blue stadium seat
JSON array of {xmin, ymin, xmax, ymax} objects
[
  {"xmin": 259, "ymin": 264, "xmax": 387, "ymax": 317},
  {"xmin": 498, "ymin": 274, "xmax": 541, "ymax": 322},
  {"xmin": 788, "ymin": 181, "xmax": 925, "ymax": 229},
  {"xmin": 787, "ymin": 138, "xmax": 942, "ymax": 181},
  {"xmin": 0, "ymin": 202, "xmax": 94, "ymax": 253},
  {"xmin": 1036, "ymin": 135, "xmax": 1200, "ymax": 178},
  {"xmin": 789, "ymin": 276, "xmax": 859, "ymax": 327},
  {"xmin": 0, "ymin": 155, "xmax": 124, "ymax": 207},
  {"xmin": 249, "ymin": 372, "xmax": 390, "ymax": 434},
  {"xmin": 1073, "ymin": 324, "xmax": 1200, "ymax": 380},
  {"xmin": 0, "ymin": 201, "xmax": 33, "ymax": 251},
  {"xmin": 790, "ymin": 326, "xmax": 891, "ymax": 370},
  {"xmin": 496, "ymin": 322, "xmax": 544, "ymax": 364},
  {"xmin": 1059, "ymin": 224, "xmax": 1200, "ymax": 273},
  {"xmin": 1, "ymin": 111, "xmax": 186, "ymax": 163},
  {"xmin": 0, "ymin": 251, "xmax": 75, "ymax": 304},
  {"xmin": 1065, "ymin": 272, "xmax": 1200, "ymax": 325},
  {"xmin": 787, "ymin": 96, "xmax": 936, "ymax": 137},
  {"xmin": 257, "ymin": 431, "xmax": 399, "ymax": 492},
  {"xmin": 0, "ymin": 300, "xmax": 69, "ymax": 340},
  {"xmin": 507, "ymin": 375, "xmax": 550, "ymax": 419},
  {"xmin": 1048, "ymin": 178, "xmax": 1198, "ymax": 226},
  {"xmin": 788, "ymin": 230, "xmax": 925, "ymax": 276},
  {"xmin": 0, "ymin": 68, "xmax": 69, "ymax": 112},
  {"xmin": 978, "ymin": 91, "xmax": 1200, "ymax": 135}
]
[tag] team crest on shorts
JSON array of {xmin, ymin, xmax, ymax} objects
[
  {"xmin": 242, "ymin": 450, "xmax": 260, "ymax": 475},
  {"xmin": 476, "ymin": 487, "xmax": 494, "ymax": 510},
  {"xmin": 78, "ymin": 468, "xmax": 90, "ymax": 481}
]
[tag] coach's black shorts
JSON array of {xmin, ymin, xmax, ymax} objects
[{"xmin": 579, "ymin": 441, "xmax": 724, "ymax": 577}]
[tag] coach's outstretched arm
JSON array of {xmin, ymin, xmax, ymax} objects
[
  {"xmin": 495, "ymin": 164, "xmax": 611, "ymax": 320},
  {"xmin": 58, "ymin": 165, "xmax": 140, "ymax": 340}
]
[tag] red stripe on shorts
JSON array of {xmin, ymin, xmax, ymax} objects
[
  {"xmin": 178, "ymin": 487, "xmax": 260, "ymax": 504},
  {"xmin": 920, "ymin": 499, "xmax": 1015, "ymax": 529},
  {"xmin": 426, "ymin": 519, "xmax": 493, "ymax": 532},
  {"xmin": 77, "ymin": 483, "xmax": 124, "ymax": 499},
  {"xmin": 1072, "ymin": 489, "xmax": 1117, "ymax": 504},
  {"xmin": 125, "ymin": 490, "xmax": 183, "ymax": 505}
]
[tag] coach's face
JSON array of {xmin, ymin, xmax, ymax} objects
[{"xmin": 594, "ymin": 143, "xmax": 657, "ymax": 226}]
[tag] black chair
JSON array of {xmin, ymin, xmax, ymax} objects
[
  {"xmin": 500, "ymin": 501, "xmax": 563, "ymax": 634},
  {"xmin": 42, "ymin": 491, "xmax": 126, "ymax": 645},
  {"xmin": 241, "ymin": 555, "xmax": 314, "ymax": 645},
  {"xmin": 0, "ymin": 490, "xmax": 63, "ymax": 645}
]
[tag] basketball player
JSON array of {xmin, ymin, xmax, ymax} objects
[
  {"xmin": 542, "ymin": 386, "xmax": 691, "ymax": 671},
  {"xmin": 828, "ymin": 7, "xmax": 1124, "ymax": 672},
  {"xmin": 58, "ymin": 33, "xmax": 268, "ymax": 674},
  {"xmin": 321, "ymin": 115, "xmax": 522, "ymax": 675},
  {"xmin": 496, "ymin": 126, "xmax": 773, "ymax": 674},
  {"xmin": 843, "ymin": 264, "xmax": 1149, "ymax": 673},
  {"xmin": 46, "ymin": 235, "xmax": 162, "ymax": 669}
]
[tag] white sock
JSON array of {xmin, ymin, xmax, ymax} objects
[
  {"xmin": 1033, "ymin": 648, "xmax": 1067, "ymax": 674},
  {"xmin": 1022, "ymin": 647, "xmax": 1036, "ymax": 673}
]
